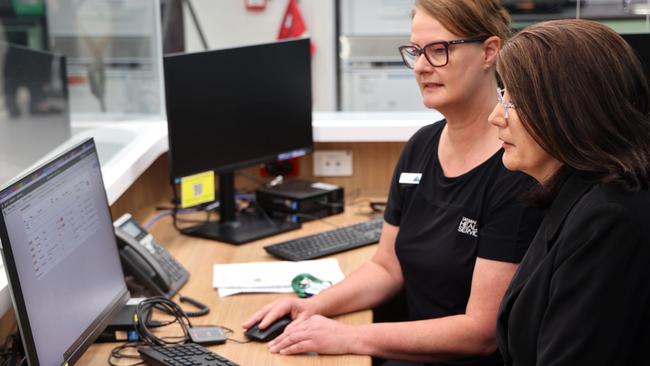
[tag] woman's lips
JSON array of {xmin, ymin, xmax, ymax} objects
[{"xmin": 423, "ymin": 82, "xmax": 443, "ymax": 89}]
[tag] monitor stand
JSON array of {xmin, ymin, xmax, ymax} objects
[{"xmin": 181, "ymin": 172, "xmax": 301, "ymax": 244}]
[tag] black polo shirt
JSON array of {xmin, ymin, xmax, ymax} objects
[{"xmin": 384, "ymin": 121, "xmax": 542, "ymax": 366}]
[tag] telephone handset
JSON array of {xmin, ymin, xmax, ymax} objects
[{"xmin": 114, "ymin": 213, "xmax": 190, "ymax": 298}]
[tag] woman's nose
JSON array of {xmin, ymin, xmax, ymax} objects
[
  {"xmin": 488, "ymin": 102, "xmax": 506, "ymax": 127},
  {"xmin": 413, "ymin": 53, "xmax": 432, "ymax": 73}
]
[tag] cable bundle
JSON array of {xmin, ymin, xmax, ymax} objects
[{"xmin": 134, "ymin": 296, "xmax": 193, "ymax": 346}]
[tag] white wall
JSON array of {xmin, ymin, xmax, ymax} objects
[{"xmin": 183, "ymin": 0, "xmax": 337, "ymax": 111}]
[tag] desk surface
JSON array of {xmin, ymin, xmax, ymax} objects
[{"xmin": 79, "ymin": 204, "xmax": 379, "ymax": 366}]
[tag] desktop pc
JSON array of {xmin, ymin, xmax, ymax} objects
[
  {"xmin": 0, "ymin": 140, "xmax": 240, "ymax": 366},
  {"xmin": 164, "ymin": 38, "xmax": 313, "ymax": 244},
  {"xmin": 0, "ymin": 139, "xmax": 129, "ymax": 365},
  {"xmin": 164, "ymin": 38, "xmax": 383, "ymax": 257}
]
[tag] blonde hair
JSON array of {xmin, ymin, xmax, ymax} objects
[{"xmin": 414, "ymin": 0, "xmax": 511, "ymax": 41}]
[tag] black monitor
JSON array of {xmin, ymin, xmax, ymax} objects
[
  {"xmin": 621, "ymin": 33, "xmax": 650, "ymax": 87},
  {"xmin": 164, "ymin": 38, "xmax": 313, "ymax": 244},
  {"xmin": 0, "ymin": 139, "xmax": 129, "ymax": 365},
  {"xmin": 0, "ymin": 42, "xmax": 71, "ymax": 186}
]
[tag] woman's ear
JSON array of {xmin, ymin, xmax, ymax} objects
[{"xmin": 483, "ymin": 35, "xmax": 502, "ymax": 69}]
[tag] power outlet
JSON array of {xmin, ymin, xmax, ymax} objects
[{"xmin": 313, "ymin": 150, "xmax": 353, "ymax": 177}]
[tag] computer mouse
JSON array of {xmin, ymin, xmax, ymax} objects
[{"xmin": 244, "ymin": 315, "xmax": 292, "ymax": 342}]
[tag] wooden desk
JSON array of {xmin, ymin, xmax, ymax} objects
[{"xmin": 79, "ymin": 205, "xmax": 379, "ymax": 366}]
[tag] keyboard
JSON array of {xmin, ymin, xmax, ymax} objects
[
  {"xmin": 264, "ymin": 217, "xmax": 383, "ymax": 261},
  {"xmin": 138, "ymin": 343, "xmax": 238, "ymax": 366}
]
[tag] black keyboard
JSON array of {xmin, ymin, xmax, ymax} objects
[
  {"xmin": 264, "ymin": 217, "xmax": 383, "ymax": 261},
  {"xmin": 138, "ymin": 343, "xmax": 238, "ymax": 366}
]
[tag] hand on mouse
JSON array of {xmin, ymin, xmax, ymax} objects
[
  {"xmin": 242, "ymin": 297, "xmax": 319, "ymax": 331},
  {"xmin": 268, "ymin": 314, "xmax": 358, "ymax": 355}
]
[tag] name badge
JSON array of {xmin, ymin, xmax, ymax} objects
[{"xmin": 399, "ymin": 172, "xmax": 422, "ymax": 184}]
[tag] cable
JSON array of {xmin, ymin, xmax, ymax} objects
[
  {"xmin": 143, "ymin": 207, "xmax": 200, "ymax": 230},
  {"xmin": 167, "ymin": 179, "xmax": 260, "ymax": 234},
  {"xmin": 134, "ymin": 296, "xmax": 193, "ymax": 346},
  {"xmin": 294, "ymin": 213, "xmax": 341, "ymax": 229},
  {"xmin": 108, "ymin": 297, "xmax": 233, "ymax": 365},
  {"xmin": 369, "ymin": 201, "xmax": 387, "ymax": 213},
  {"xmin": 249, "ymin": 200, "xmax": 281, "ymax": 228},
  {"xmin": 108, "ymin": 342, "xmax": 144, "ymax": 366},
  {"xmin": 218, "ymin": 326, "xmax": 251, "ymax": 344},
  {"xmin": 0, "ymin": 333, "xmax": 24, "ymax": 366},
  {"xmin": 178, "ymin": 295, "xmax": 210, "ymax": 317},
  {"xmin": 182, "ymin": 0, "xmax": 209, "ymax": 50},
  {"xmin": 345, "ymin": 187, "xmax": 362, "ymax": 203},
  {"xmin": 169, "ymin": 180, "xmax": 214, "ymax": 235}
]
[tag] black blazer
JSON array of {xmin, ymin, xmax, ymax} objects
[{"xmin": 497, "ymin": 172, "xmax": 650, "ymax": 365}]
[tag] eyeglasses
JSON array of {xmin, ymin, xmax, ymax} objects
[
  {"xmin": 398, "ymin": 37, "xmax": 488, "ymax": 69},
  {"xmin": 497, "ymin": 88, "xmax": 516, "ymax": 119}
]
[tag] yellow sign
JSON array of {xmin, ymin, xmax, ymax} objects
[{"xmin": 181, "ymin": 171, "xmax": 215, "ymax": 208}]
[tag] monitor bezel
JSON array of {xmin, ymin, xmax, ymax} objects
[{"xmin": 0, "ymin": 138, "xmax": 129, "ymax": 366}]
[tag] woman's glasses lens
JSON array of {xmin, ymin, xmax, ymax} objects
[
  {"xmin": 401, "ymin": 47, "xmax": 418, "ymax": 68},
  {"xmin": 399, "ymin": 44, "xmax": 448, "ymax": 69},
  {"xmin": 425, "ymin": 43, "xmax": 448, "ymax": 66}
]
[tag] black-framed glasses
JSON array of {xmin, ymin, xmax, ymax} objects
[
  {"xmin": 497, "ymin": 87, "xmax": 516, "ymax": 119},
  {"xmin": 398, "ymin": 37, "xmax": 488, "ymax": 69}
]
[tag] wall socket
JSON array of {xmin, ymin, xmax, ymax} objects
[{"xmin": 313, "ymin": 150, "xmax": 353, "ymax": 176}]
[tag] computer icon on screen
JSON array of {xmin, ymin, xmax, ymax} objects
[{"xmin": 0, "ymin": 139, "xmax": 129, "ymax": 365}]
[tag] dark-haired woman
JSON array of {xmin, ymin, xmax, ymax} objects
[{"xmin": 489, "ymin": 19, "xmax": 650, "ymax": 365}]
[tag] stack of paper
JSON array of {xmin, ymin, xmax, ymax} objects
[{"xmin": 212, "ymin": 258, "xmax": 345, "ymax": 297}]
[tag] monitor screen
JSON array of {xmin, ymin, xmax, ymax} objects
[
  {"xmin": 0, "ymin": 139, "xmax": 129, "ymax": 366},
  {"xmin": 621, "ymin": 33, "xmax": 650, "ymax": 86},
  {"xmin": 164, "ymin": 38, "xmax": 313, "ymax": 180},
  {"xmin": 0, "ymin": 42, "xmax": 71, "ymax": 186}
]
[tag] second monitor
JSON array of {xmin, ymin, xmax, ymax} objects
[{"xmin": 164, "ymin": 38, "xmax": 313, "ymax": 244}]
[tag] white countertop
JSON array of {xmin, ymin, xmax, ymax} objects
[{"xmin": 0, "ymin": 110, "xmax": 444, "ymax": 316}]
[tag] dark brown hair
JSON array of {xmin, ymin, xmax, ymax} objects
[
  {"xmin": 414, "ymin": 0, "xmax": 512, "ymax": 41},
  {"xmin": 498, "ymin": 19, "xmax": 650, "ymax": 190}
]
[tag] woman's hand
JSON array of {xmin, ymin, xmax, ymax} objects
[
  {"xmin": 268, "ymin": 314, "xmax": 360, "ymax": 355},
  {"xmin": 242, "ymin": 297, "xmax": 319, "ymax": 331}
]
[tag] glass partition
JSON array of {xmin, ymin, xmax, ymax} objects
[
  {"xmin": 337, "ymin": 0, "xmax": 650, "ymax": 112},
  {"xmin": 46, "ymin": 0, "xmax": 165, "ymax": 121}
]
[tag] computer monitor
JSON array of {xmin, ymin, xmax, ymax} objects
[
  {"xmin": 0, "ymin": 41, "xmax": 71, "ymax": 186},
  {"xmin": 0, "ymin": 139, "xmax": 129, "ymax": 365},
  {"xmin": 164, "ymin": 38, "xmax": 313, "ymax": 244},
  {"xmin": 621, "ymin": 33, "xmax": 650, "ymax": 86}
]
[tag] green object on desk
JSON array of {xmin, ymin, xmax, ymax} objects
[{"xmin": 291, "ymin": 273, "xmax": 332, "ymax": 298}]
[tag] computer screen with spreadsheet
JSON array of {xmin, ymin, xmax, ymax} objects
[{"xmin": 0, "ymin": 139, "xmax": 129, "ymax": 366}]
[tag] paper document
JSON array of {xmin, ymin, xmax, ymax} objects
[{"xmin": 212, "ymin": 258, "xmax": 345, "ymax": 297}]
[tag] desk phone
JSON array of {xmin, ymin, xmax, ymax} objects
[{"xmin": 114, "ymin": 213, "xmax": 189, "ymax": 298}]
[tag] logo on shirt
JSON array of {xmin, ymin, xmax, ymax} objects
[{"xmin": 458, "ymin": 216, "xmax": 478, "ymax": 237}]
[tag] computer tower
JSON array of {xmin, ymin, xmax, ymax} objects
[{"xmin": 255, "ymin": 180, "xmax": 344, "ymax": 223}]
